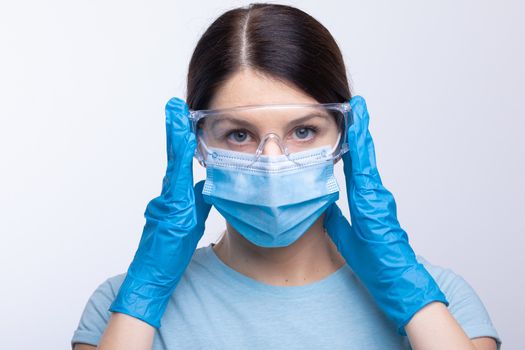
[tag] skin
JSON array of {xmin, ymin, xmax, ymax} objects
[
  {"xmin": 207, "ymin": 67, "xmax": 347, "ymax": 287},
  {"xmin": 78, "ymin": 68, "xmax": 497, "ymax": 350}
]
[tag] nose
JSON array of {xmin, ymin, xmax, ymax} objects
[
  {"xmin": 259, "ymin": 133, "xmax": 286, "ymax": 156},
  {"xmin": 261, "ymin": 140, "xmax": 282, "ymax": 156}
]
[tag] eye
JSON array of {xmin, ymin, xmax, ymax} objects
[
  {"xmin": 293, "ymin": 126, "xmax": 318, "ymax": 140},
  {"xmin": 226, "ymin": 129, "xmax": 252, "ymax": 143}
]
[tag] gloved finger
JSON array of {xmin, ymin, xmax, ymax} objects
[
  {"xmin": 343, "ymin": 95, "xmax": 383, "ymax": 190},
  {"xmin": 342, "ymin": 95, "xmax": 399, "ymax": 243},
  {"xmin": 343, "ymin": 97, "xmax": 406, "ymax": 243},
  {"xmin": 323, "ymin": 202, "xmax": 355, "ymax": 258},
  {"xmin": 193, "ymin": 180, "xmax": 212, "ymax": 229},
  {"xmin": 162, "ymin": 97, "xmax": 197, "ymax": 202}
]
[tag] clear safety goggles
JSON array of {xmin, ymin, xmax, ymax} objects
[{"xmin": 188, "ymin": 102, "xmax": 352, "ymax": 167}]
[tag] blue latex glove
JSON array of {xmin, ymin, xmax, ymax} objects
[
  {"xmin": 323, "ymin": 95, "xmax": 449, "ymax": 336},
  {"xmin": 109, "ymin": 97, "xmax": 212, "ymax": 328}
]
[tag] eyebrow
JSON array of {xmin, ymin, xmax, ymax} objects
[{"xmin": 208, "ymin": 113, "xmax": 329, "ymax": 130}]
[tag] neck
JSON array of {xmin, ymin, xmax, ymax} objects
[{"xmin": 212, "ymin": 213, "xmax": 346, "ymax": 286}]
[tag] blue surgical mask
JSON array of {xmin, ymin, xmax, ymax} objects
[{"xmin": 200, "ymin": 142, "xmax": 340, "ymax": 247}]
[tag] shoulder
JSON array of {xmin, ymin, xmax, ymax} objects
[
  {"xmin": 415, "ymin": 254, "xmax": 487, "ymax": 317},
  {"xmin": 415, "ymin": 255, "xmax": 469, "ymax": 295},
  {"xmin": 71, "ymin": 246, "xmax": 209, "ymax": 349},
  {"xmin": 100, "ymin": 272, "xmax": 126, "ymax": 295},
  {"xmin": 415, "ymin": 255, "xmax": 502, "ymax": 349},
  {"xmin": 71, "ymin": 273, "xmax": 125, "ymax": 348}
]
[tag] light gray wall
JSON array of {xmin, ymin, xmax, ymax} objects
[{"xmin": 1, "ymin": 1, "xmax": 523, "ymax": 348}]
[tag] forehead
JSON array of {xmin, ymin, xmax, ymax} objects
[{"xmin": 208, "ymin": 68, "xmax": 319, "ymax": 109}]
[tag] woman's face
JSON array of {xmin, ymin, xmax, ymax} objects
[{"xmin": 205, "ymin": 68, "xmax": 341, "ymax": 158}]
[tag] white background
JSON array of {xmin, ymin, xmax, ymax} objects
[{"xmin": 1, "ymin": 1, "xmax": 523, "ymax": 349}]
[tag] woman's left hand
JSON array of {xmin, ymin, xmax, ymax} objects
[{"xmin": 323, "ymin": 95, "xmax": 449, "ymax": 336}]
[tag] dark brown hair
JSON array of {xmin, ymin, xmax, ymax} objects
[{"xmin": 186, "ymin": 3, "xmax": 352, "ymax": 110}]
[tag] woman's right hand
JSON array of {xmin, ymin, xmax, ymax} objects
[{"xmin": 108, "ymin": 97, "xmax": 212, "ymax": 329}]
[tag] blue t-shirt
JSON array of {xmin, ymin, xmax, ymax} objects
[{"xmin": 71, "ymin": 244, "xmax": 502, "ymax": 349}]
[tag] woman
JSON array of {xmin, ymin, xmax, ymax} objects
[{"xmin": 71, "ymin": 3, "xmax": 501, "ymax": 349}]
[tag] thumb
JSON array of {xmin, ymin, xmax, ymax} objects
[
  {"xmin": 162, "ymin": 97, "xmax": 197, "ymax": 201},
  {"xmin": 323, "ymin": 202, "xmax": 354, "ymax": 257}
]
